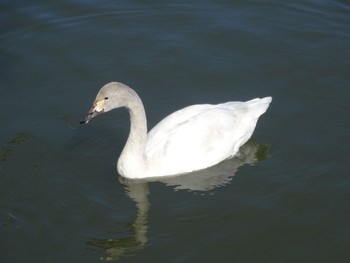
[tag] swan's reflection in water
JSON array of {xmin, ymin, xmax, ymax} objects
[
  {"xmin": 158, "ymin": 140, "xmax": 269, "ymax": 191},
  {"xmin": 87, "ymin": 140, "xmax": 269, "ymax": 261}
]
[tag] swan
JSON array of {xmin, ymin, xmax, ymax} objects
[{"xmin": 80, "ymin": 82, "xmax": 272, "ymax": 179}]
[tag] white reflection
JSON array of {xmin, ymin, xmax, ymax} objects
[
  {"xmin": 158, "ymin": 140, "xmax": 269, "ymax": 191},
  {"xmin": 89, "ymin": 140, "xmax": 269, "ymax": 261},
  {"xmin": 86, "ymin": 181, "xmax": 150, "ymax": 261}
]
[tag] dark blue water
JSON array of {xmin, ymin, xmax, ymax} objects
[{"xmin": 1, "ymin": 1, "xmax": 350, "ymax": 262}]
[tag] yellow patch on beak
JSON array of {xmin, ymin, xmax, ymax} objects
[{"xmin": 94, "ymin": 100, "xmax": 105, "ymax": 112}]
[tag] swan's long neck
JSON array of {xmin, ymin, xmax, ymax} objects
[{"xmin": 117, "ymin": 89, "xmax": 148, "ymax": 178}]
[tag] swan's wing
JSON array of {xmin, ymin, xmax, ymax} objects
[{"xmin": 146, "ymin": 102, "xmax": 258, "ymax": 175}]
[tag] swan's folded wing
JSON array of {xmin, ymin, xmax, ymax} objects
[{"xmin": 146, "ymin": 104, "xmax": 255, "ymax": 175}]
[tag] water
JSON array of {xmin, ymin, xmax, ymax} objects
[{"xmin": 1, "ymin": 1, "xmax": 350, "ymax": 262}]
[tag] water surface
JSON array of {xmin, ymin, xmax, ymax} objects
[{"xmin": 1, "ymin": 1, "xmax": 350, "ymax": 262}]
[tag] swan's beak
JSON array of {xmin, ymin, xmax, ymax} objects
[{"xmin": 80, "ymin": 100, "xmax": 104, "ymax": 124}]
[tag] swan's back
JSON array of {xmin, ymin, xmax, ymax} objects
[{"xmin": 145, "ymin": 97, "xmax": 272, "ymax": 176}]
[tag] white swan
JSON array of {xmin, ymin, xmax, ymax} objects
[{"xmin": 80, "ymin": 82, "xmax": 272, "ymax": 179}]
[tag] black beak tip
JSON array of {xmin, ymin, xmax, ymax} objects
[
  {"xmin": 80, "ymin": 109, "xmax": 102, "ymax": 124},
  {"xmin": 80, "ymin": 113, "xmax": 93, "ymax": 124}
]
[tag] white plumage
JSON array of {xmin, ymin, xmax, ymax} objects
[{"xmin": 80, "ymin": 82, "xmax": 272, "ymax": 179}]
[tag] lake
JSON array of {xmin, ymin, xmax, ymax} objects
[{"xmin": 1, "ymin": 1, "xmax": 350, "ymax": 262}]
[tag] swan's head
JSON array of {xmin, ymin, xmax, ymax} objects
[{"xmin": 80, "ymin": 82, "xmax": 136, "ymax": 124}]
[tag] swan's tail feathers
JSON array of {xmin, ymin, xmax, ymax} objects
[{"xmin": 247, "ymin": 96, "xmax": 272, "ymax": 118}]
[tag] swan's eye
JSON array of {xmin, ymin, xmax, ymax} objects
[{"xmin": 104, "ymin": 97, "xmax": 109, "ymax": 100}]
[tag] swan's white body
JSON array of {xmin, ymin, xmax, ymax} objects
[{"xmin": 81, "ymin": 82, "xmax": 272, "ymax": 179}]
